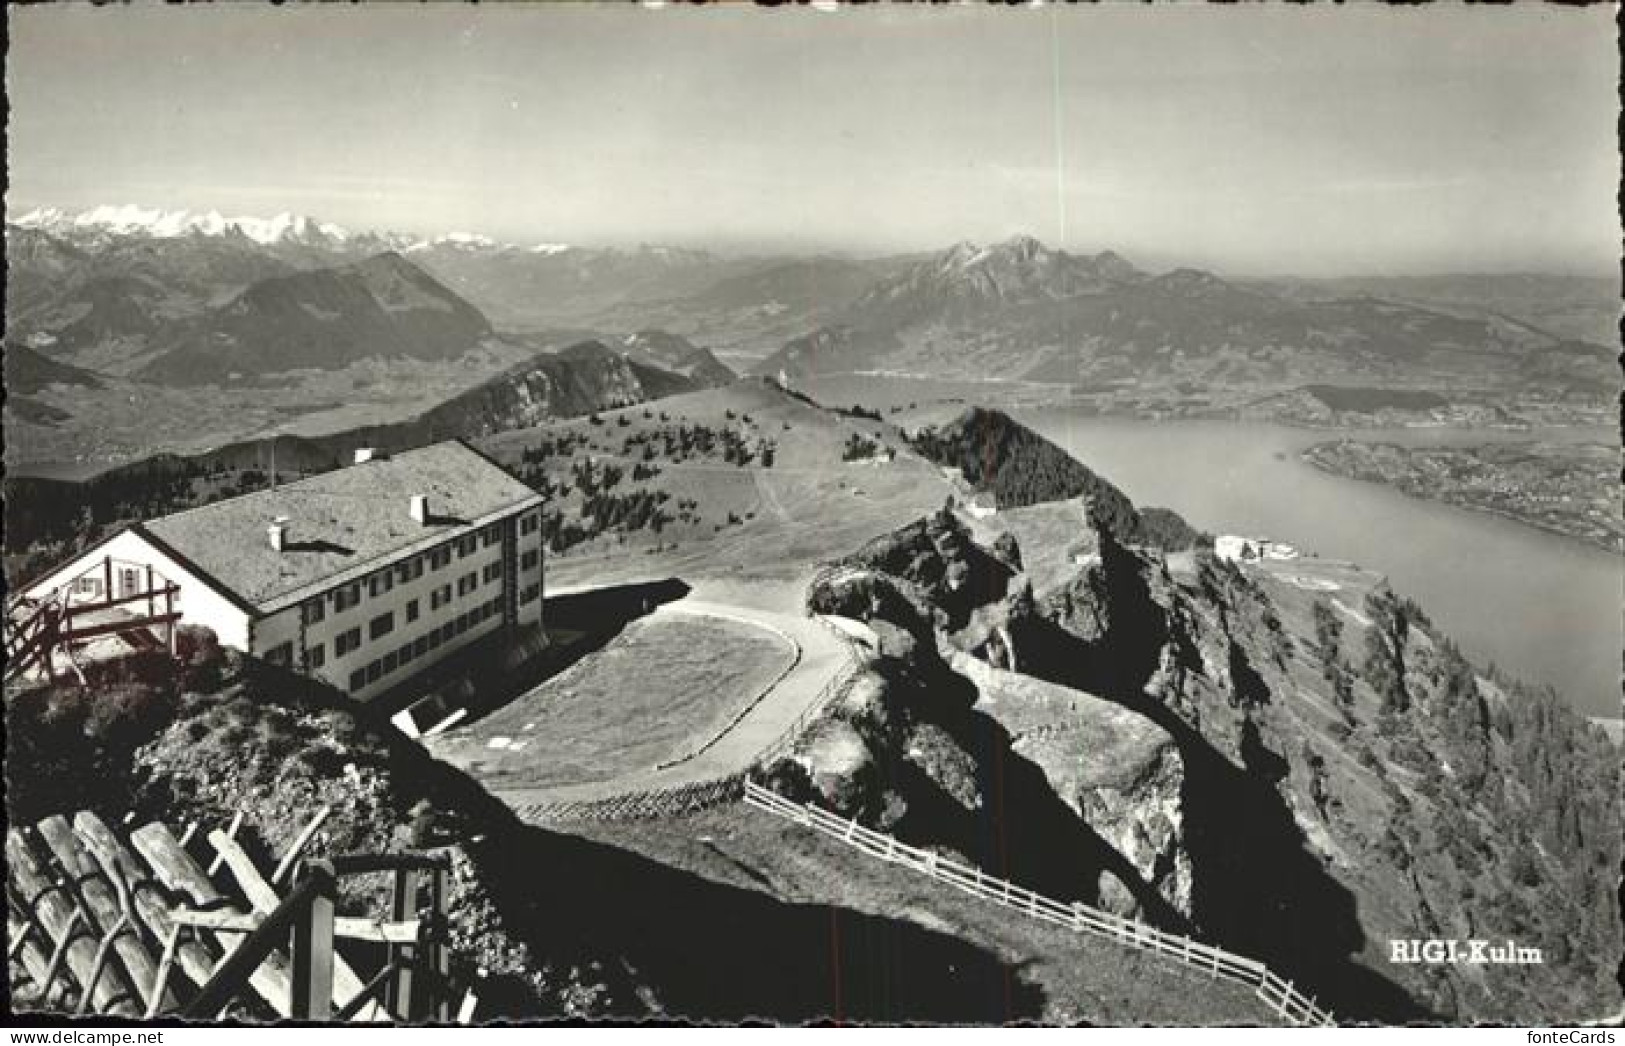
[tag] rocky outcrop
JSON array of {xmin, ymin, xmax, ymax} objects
[{"xmin": 949, "ymin": 651, "xmax": 1193, "ymax": 919}]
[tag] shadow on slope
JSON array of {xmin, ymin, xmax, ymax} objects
[
  {"xmin": 473, "ymin": 819, "xmax": 1050, "ymax": 1023},
  {"xmin": 1012, "ymin": 543, "xmax": 1429, "ymax": 1023},
  {"xmin": 887, "ymin": 655, "xmax": 1193, "ymax": 933}
]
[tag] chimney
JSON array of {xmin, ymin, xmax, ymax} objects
[
  {"xmin": 268, "ymin": 516, "xmax": 290, "ymax": 552},
  {"xmin": 409, "ymin": 495, "xmax": 430, "ymax": 525},
  {"xmin": 354, "ymin": 447, "xmax": 383, "ymax": 465}
]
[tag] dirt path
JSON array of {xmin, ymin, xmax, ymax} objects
[{"xmin": 478, "ymin": 584, "xmax": 853, "ymax": 815}]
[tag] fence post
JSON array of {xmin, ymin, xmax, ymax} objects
[
  {"xmin": 388, "ymin": 868, "xmax": 419, "ymax": 1019},
  {"xmin": 430, "ymin": 866, "xmax": 450, "ymax": 1022},
  {"xmin": 289, "ymin": 863, "xmax": 335, "ymax": 1021}
]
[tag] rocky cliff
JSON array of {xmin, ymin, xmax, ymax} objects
[{"xmin": 783, "ymin": 471, "xmax": 1620, "ymax": 1025}]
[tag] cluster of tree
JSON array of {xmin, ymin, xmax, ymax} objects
[
  {"xmin": 906, "ymin": 408, "xmax": 1206, "ymax": 551},
  {"xmin": 835, "ymin": 404, "xmax": 884, "ymax": 421},
  {"xmin": 841, "ymin": 432, "xmax": 886, "ymax": 462},
  {"xmin": 1360, "ymin": 587, "xmax": 1429, "ymax": 715},
  {"xmin": 1311, "ymin": 598, "xmax": 1356, "ymax": 714},
  {"xmin": 1345, "ymin": 590, "xmax": 1620, "ymax": 1016},
  {"xmin": 617, "ymin": 423, "xmax": 775, "ymax": 467},
  {"xmin": 579, "ymin": 488, "xmax": 674, "ymax": 535},
  {"xmin": 518, "ymin": 432, "xmax": 593, "ymax": 465}
]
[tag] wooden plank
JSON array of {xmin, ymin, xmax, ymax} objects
[
  {"xmin": 34, "ymin": 816, "xmax": 174, "ymax": 1014},
  {"xmin": 73, "ymin": 812, "xmax": 220, "ymax": 1005},
  {"xmin": 9, "ymin": 905, "xmax": 60, "ymax": 1008},
  {"xmin": 271, "ymin": 807, "xmax": 332, "ymax": 887},
  {"xmin": 172, "ymin": 908, "xmax": 420, "ymax": 945},
  {"xmin": 208, "ymin": 830, "xmax": 386, "ymax": 1022},
  {"xmin": 6, "ymin": 830, "xmax": 139, "ymax": 1016},
  {"xmin": 128, "ymin": 822, "xmax": 293, "ymax": 1018},
  {"xmin": 207, "ymin": 812, "xmax": 245, "ymax": 876}
]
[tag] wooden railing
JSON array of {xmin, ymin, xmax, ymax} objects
[
  {"xmin": 9, "ymin": 811, "xmax": 472, "ymax": 1022},
  {"xmin": 750, "ymin": 619, "xmax": 865, "ymax": 775},
  {"xmin": 742, "ymin": 780, "xmax": 1337, "ymax": 1027}
]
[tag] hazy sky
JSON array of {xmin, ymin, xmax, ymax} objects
[{"xmin": 7, "ymin": 4, "xmax": 1618, "ymax": 274}]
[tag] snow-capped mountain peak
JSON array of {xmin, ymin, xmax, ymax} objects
[
  {"xmin": 14, "ymin": 204, "xmax": 358, "ymax": 248},
  {"xmin": 13, "ymin": 203, "xmax": 576, "ymax": 256}
]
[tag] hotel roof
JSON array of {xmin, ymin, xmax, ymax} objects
[{"xmin": 138, "ymin": 440, "xmax": 540, "ymax": 611}]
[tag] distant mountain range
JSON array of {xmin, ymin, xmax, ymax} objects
[
  {"xmin": 135, "ymin": 252, "xmax": 495, "ymax": 384},
  {"xmin": 8, "ymin": 205, "xmax": 1614, "ymax": 408},
  {"xmin": 753, "ymin": 235, "xmax": 1615, "ymax": 395}
]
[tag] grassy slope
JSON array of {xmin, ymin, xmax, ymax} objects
[
  {"xmin": 570, "ymin": 807, "xmax": 1280, "ymax": 1026},
  {"xmin": 480, "ymin": 378, "xmax": 953, "ymax": 589}
]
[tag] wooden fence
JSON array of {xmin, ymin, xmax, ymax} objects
[
  {"xmin": 742, "ymin": 780, "xmax": 1337, "ymax": 1027},
  {"xmin": 8, "ymin": 809, "xmax": 474, "ymax": 1022}
]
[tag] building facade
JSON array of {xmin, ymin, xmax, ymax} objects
[{"xmin": 21, "ymin": 441, "xmax": 545, "ymax": 703}]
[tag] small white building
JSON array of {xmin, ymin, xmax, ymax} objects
[
  {"xmin": 21, "ymin": 441, "xmax": 545, "ymax": 703},
  {"xmin": 1215, "ymin": 534, "xmax": 1300, "ymax": 564}
]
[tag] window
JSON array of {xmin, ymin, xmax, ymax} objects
[
  {"xmin": 458, "ymin": 573, "xmax": 477, "ymax": 597},
  {"xmin": 334, "ymin": 583, "xmax": 361, "ymax": 613},
  {"xmin": 521, "ymin": 550, "xmax": 540, "ymax": 571},
  {"xmin": 365, "ymin": 660, "xmax": 382, "ymax": 684},
  {"xmin": 74, "ymin": 577, "xmax": 103, "ymax": 596},
  {"xmin": 336, "ymin": 627, "xmax": 362, "ymax": 656},
  {"xmin": 265, "ymin": 642, "xmax": 293, "ymax": 667},
  {"xmin": 483, "ymin": 562, "xmax": 502, "ymax": 584},
  {"xmin": 430, "ymin": 546, "xmax": 452, "ymax": 570},
  {"xmin": 383, "ymin": 651, "xmax": 399, "ymax": 674},
  {"xmin": 429, "ymin": 629, "xmax": 442, "ymax": 650},
  {"xmin": 406, "ymin": 599, "xmax": 420, "ymax": 623},
  {"xmin": 121, "ymin": 567, "xmax": 141, "ymax": 596},
  {"xmin": 399, "ymin": 642, "xmax": 414, "ymax": 665},
  {"xmin": 413, "ymin": 636, "xmax": 428, "ymax": 657},
  {"xmin": 309, "ymin": 643, "xmax": 326, "ymax": 669},
  {"xmin": 395, "ymin": 557, "xmax": 424, "ymax": 584},
  {"xmin": 481, "ymin": 523, "xmax": 501, "ymax": 547},
  {"xmin": 458, "ymin": 535, "xmax": 477, "ymax": 558},
  {"xmin": 431, "ymin": 584, "xmax": 451, "ymax": 611},
  {"xmin": 520, "ymin": 584, "xmax": 541, "ymax": 605},
  {"xmin": 304, "ymin": 598, "xmax": 326, "ymax": 625},
  {"xmin": 520, "ymin": 512, "xmax": 539, "ymax": 536},
  {"xmin": 350, "ymin": 669, "xmax": 366, "ymax": 690},
  {"xmin": 369, "ymin": 571, "xmax": 393, "ymax": 598},
  {"xmin": 370, "ymin": 612, "xmax": 395, "ymax": 641}
]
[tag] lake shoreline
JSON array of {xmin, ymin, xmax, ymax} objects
[
  {"xmin": 1298, "ymin": 446, "xmax": 1623, "ymax": 557},
  {"xmin": 1007, "ymin": 408, "xmax": 1621, "ymax": 720}
]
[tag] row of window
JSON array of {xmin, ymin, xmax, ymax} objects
[
  {"xmin": 347, "ymin": 597, "xmax": 505, "ymax": 691},
  {"xmin": 302, "ymin": 511, "xmax": 539, "ymax": 626},
  {"xmin": 314, "ymin": 570, "xmax": 501, "ymax": 669}
]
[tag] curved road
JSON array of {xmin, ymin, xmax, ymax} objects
[{"xmin": 471, "ymin": 589, "xmax": 854, "ymax": 816}]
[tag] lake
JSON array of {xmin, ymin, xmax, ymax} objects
[{"xmin": 1012, "ymin": 412, "xmax": 1621, "ymax": 719}]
